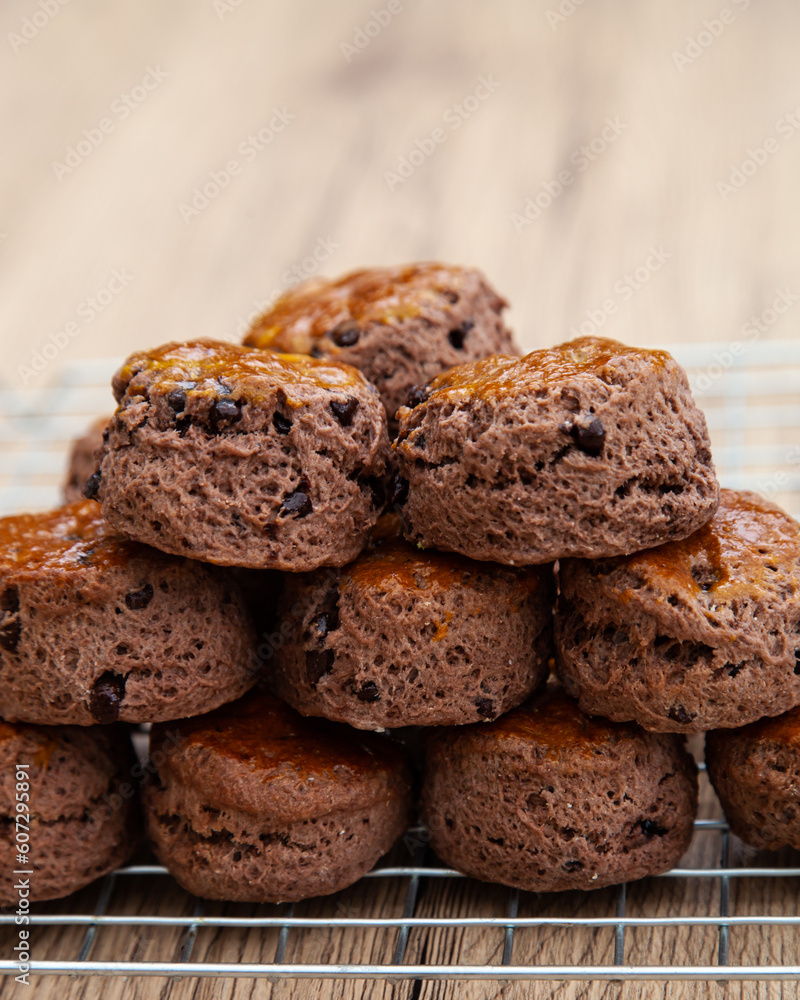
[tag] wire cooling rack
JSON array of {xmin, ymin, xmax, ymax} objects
[{"xmin": 0, "ymin": 340, "xmax": 799, "ymax": 983}]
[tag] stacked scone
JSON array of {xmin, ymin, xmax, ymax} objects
[{"xmin": 2, "ymin": 261, "xmax": 799, "ymax": 909}]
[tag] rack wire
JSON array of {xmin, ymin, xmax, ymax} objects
[{"xmin": 1, "ymin": 341, "xmax": 799, "ymax": 982}]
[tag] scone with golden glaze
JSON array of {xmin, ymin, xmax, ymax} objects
[
  {"xmin": 394, "ymin": 337, "xmax": 719, "ymax": 565},
  {"xmin": 244, "ymin": 263, "xmax": 517, "ymax": 432},
  {"xmin": 89, "ymin": 339, "xmax": 390, "ymax": 570},
  {"xmin": 143, "ymin": 691, "xmax": 412, "ymax": 902},
  {"xmin": 556, "ymin": 490, "xmax": 800, "ymax": 733}
]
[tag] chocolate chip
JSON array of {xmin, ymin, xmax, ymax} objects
[
  {"xmin": 83, "ymin": 471, "xmax": 102, "ymax": 500},
  {"xmin": 570, "ymin": 417, "xmax": 605, "ymax": 456},
  {"xmin": 794, "ymin": 650, "xmax": 800, "ymax": 675},
  {"xmin": 639, "ymin": 819, "xmax": 667, "ymax": 837},
  {"xmin": 214, "ymin": 398, "xmax": 241, "ymax": 421},
  {"xmin": 668, "ymin": 704, "xmax": 695, "ymax": 725},
  {"xmin": 310, "ymin": 607, "xmax": 339, "ymax": 640},
  {"xmin": 310, "ymin": 345, "xmax": 325, "ymax": 359},
  {"xmin": 441, "ymin": 289, "xmax": 459, "ymax": 304},
  {"xmin": 356, "ymin": 681, "xmax": 380, "ymax": 702},
  {"xmin": 89, "ymin": 671, "xmax": 126, "ymax": 724},
  {"xmin": 125, "ymin": 583, "xmax": 154, "ymax": 610},
  {"xmin": 102, "ymin": 426, "xmax": 110, "ymax": 444},
  {"xmin": 1, "ymin": 587, "xmax": 19, "ymax": 614},
  {"xmin": 329, "ymin": 321, "xmax": 360, "ymax": 347},
  {"xmin": 306, "ymin": 648, "xmax": 334, "ymax": 685},
  {"xmin": 475, "ymin": 697, "xmax": 494, "ymax": 718},
  {"xmin": 280, "ymin": 479, "xmax": 313, "ymax": 518},
  {"xmin": 233, "ymin": 851, "xmax": 242, "ymax": 862},
  {"xmin": 448, "ymin": 319, "xmax": 474, "ymax": 349},
  {"xmin": 167, "ymin": 389, "xmax": 186, "ymax": 412},
  {"xmin": 389, "ymin": 473, "xmax": 409, "ymax": 507},
  {"xmin": 273, "ymin": 412, "xmax": 292, "ymax": 434},
  {"xmin": 0, "ymin": 619, "xmax": 20, "ymax": 653},
  {"xmin": 413, "ymin": 433, "xmax": 426, "ymax": 449},
  {"xmin": 330, "ymin": 398, "xmax": 359, "ymax": 426},
  {"xmin": 563, "ymin": 860, "xmax": 584, "ymax": 872},
  {"xmin": 406, "ymin": 385, "xmax": 429, "ymax": 409}
]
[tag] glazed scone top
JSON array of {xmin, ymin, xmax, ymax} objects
[
  {"xmin": 113, "ymin": 339, "xmax": 368, "ymax": 408},
  {"xmin": 343, "ymin": 514, "xmax": 544, "ymax": 601},
  {"xmin": 244, "ymin": 263, "xmax": 506, "ymax": 355},
  {"xmin": 150, "ymin": 692, "xmax": 410, "ymax": 821},
  {"xmin": 400, "ymin": 337, "xmax": 672, "ymax": 409},
  {"xmin": 611, "ymin": 490, "xmax": 800, "ymax": 610},
  {"xmin": 433, "ymin": 688, "xmax": 641, "ymax": 759},
  {"xmin": 0, "ymin": 500, "xmax": 144, "ymax": 574},
  {"xmin": 717, "ymin": 704, "xmax": 800, "ymax": 749}
]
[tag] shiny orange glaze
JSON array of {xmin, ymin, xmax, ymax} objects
[
  {"xmin": 419, "ymin": 337, "xmax": 670, "ymax": 404},
  {"xmin": 163, "ymin": 691, "xmax": 397, "ymax": 781},
  {"xmin": 617, "ymin": 489, "xmax": 800, "ymax": 602},
  {"xmin": 113, "ymin": 338, "xmax": 364, "ymax": 405},
  {"xmin": 472, "ymin": 688, "xmax": 637, "ymax": 756},
  {"xmin": 244, "ymin": 263, "xmax": 484, "ymax": 354},
  {"xmin": 0, "ymin": 500, "xmax": 138, "ymax": 574},
  {"xmin": 727, "ymin": 705, "xmax": 800, "ymax": 748},
  {"xmin": 345, "ymin": 515, "xmax": 540, "ymax": 597}
]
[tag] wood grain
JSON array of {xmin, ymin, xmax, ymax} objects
[{"xmin": 2, "ymin": 0, "xmax": 800, "ymax": 997}]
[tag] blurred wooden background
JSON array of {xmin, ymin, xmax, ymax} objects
[
  {"xmin": 2, "ymin": 0, "xmax": 800, "ymax": 997},
  {"xmin": 2, "ymin": 0, "xmax": 800, "ymax": 384}
]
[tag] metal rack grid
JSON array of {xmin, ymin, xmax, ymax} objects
[
  {"xmin": 2, "ymin": 813, "xmax": 800, "ymax": 981},
  {"xmin": 1, "ymin": 340, "xmax": 799, "ymax": 983}
]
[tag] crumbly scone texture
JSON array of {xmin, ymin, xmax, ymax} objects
[
  {"xmin": 420, "ymin": 687, "xmax": 698, "ymax": 893},
  {"xmin": 270, "ymin": 517, "xmax": 554, "ymax": 728},
  {"xmin": 555, "ymin": 489, "xmax": 800, "ymax": 733},
  {"xmin": 0, "ymin": 500, "xmax": 259, "ymax": 726},
  {"xmin": 393, "ymin": 336, "xmax": 719, "ymax": 564},
  {"xmin": 63, "ymin": 416, "xmax": 109, "ymax": 503},
  {"xmin": 706, "ymin": 708, "xmax": 800, "ymax": 850},
  {"xmin": 243, "ymin": 263, "xmax": 518, "ymax": 432},
  {"xmin": 92, "ymin": 339, "xmax": 390, "ymax": 570},
  {"xmin": 0, "ymin": 720, "xmax": 140, "ymax": 904},
  {"xmin": 143, "ymin": 692, "xmax": 412, "ymax": 902}
]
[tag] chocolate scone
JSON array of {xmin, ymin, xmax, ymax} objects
[
  {"xmin": 91, "ymin": 340, "xmax": 390, "ymax": 570},
  {"xmin": 271, "ymin": 515, "xmax": 553, "ymax": 729},
  {"xmin": 421, "ymin": 687, "xmax": 698, "ymax": 892},
  {"xmin": 244, "ymin": 263, "xmax": 517, "ymax": 432},
  {"xmin": 0, "ymin": 500, "xmax": 258, "ymax": 725},
  {"xmin": 64, "ymin": 415, "xmax": 109, "ymax": 502},
  {"xmin": 706, "ymin": 708, "xmax": 800, "ymax": 850},
  {"xmin": 0, "ymin": 720, "xmax": 140, "ymax": 904},
  {"xmin": 394, "ymin": 336, "xmax": 719, "ymax": 564},
  {"xmin": 556, "ymin": 490, "xmax": 800, "ymax": 733},
  {"xmin": 143, "ymin": 691, "xmax": 412, "ymax": 902}
]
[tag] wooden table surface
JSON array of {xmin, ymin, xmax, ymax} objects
[{"xmin": 2, "ymin": 1, "xmax": 800, "ymax": 997}]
